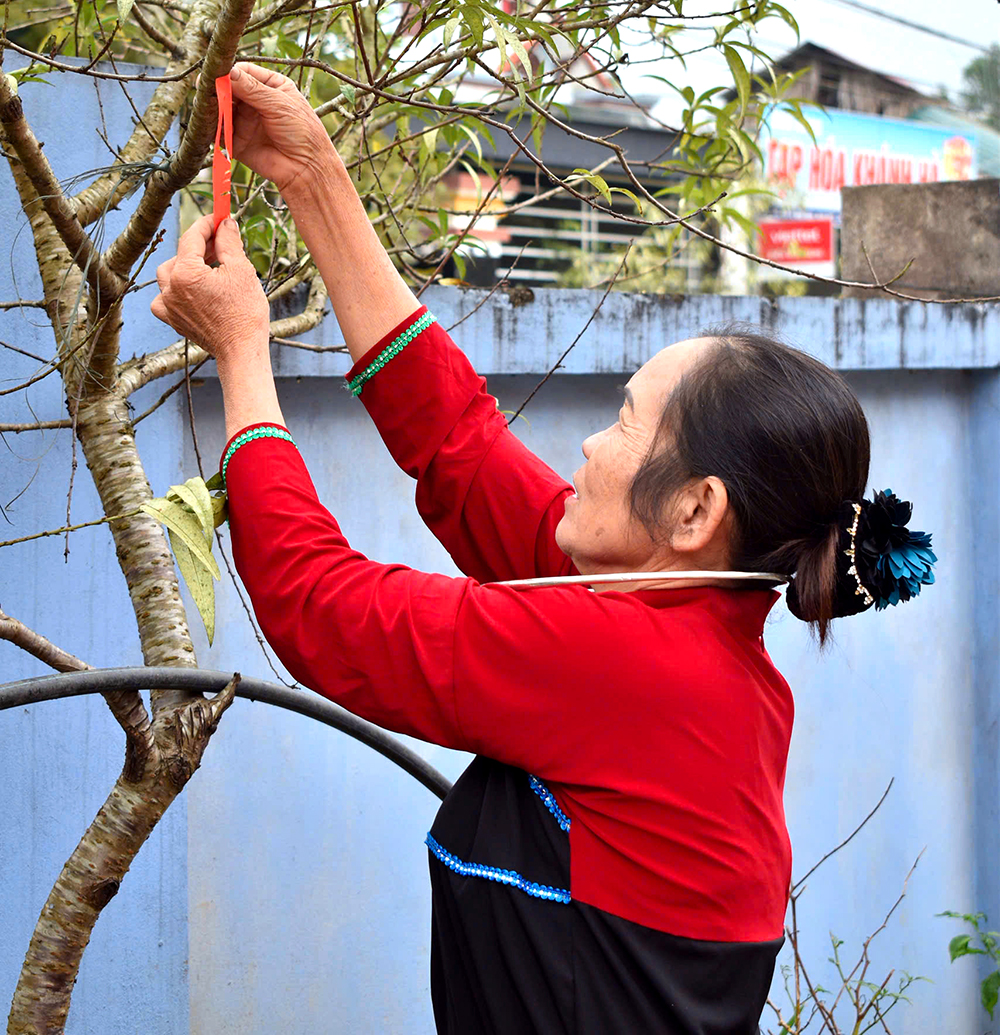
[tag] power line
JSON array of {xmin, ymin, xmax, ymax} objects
[{"xmin": 818, "ymin": 0, "xmax": 993, "ymax": 53}]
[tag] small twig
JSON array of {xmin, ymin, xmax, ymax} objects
[
  {"xmin": 0, "ymin": 419, "xmax": 73, "ymax": 433},
  {"xmin": 183, "ymin": 339, "xmax": 203, "ymax": 474},
  {"xmin": 132, "ymin": 357, "xmax": 210, "ymax": 425},
  {"xmin": 270, "ymin": 337, "xmax": 348, "ymax": 353},
  {"xmin": 792, "ymin": 779, "xmax": 894, "ymax": 893},
  {"xmin": 507, "ymin": 242, "xmax": 633, "ymax": 424},
  {"xmin": 444, "ymin": 240, "xmax": 532, "ymax": 334},
  {"xmin": 0, "ymin": 37, "xmax": 201, "ymax": 81},
  {"xmin": 0, "ymin": 299, "xmax": 46, "ymax": 310},
  {"xmin": 0, "ymin": 509, "xmax": 139, "ymax": 549}
]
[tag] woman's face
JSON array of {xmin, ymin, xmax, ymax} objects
[{"xmin": 554, "ymin": 337, "xmax": 714, "ymax": 575}]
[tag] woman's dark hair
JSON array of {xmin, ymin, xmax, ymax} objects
[{"xmin": 629, "ymin": 323, "xmax": 870, "ymax": 644}]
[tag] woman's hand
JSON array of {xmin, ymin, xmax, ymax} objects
[
  {"xmin": 228, "ymin": 62, "xmax": 337, "ymax": 197},
  {"xmin": 151, "ymin": 215, "xmax": 270, "ymax": 363}
]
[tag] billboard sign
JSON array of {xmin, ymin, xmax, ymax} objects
[
  {"xmin": 761, "ymin": 108, "xmax": 977, "ymax": 213},
  {"xmin": 758, "ymin": 217, "xmax": 834, "ymax": 263}
]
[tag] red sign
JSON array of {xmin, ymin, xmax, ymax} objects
[{"xmin": 758, "ymin": 218, "xmax": 834, "ymax": 263}]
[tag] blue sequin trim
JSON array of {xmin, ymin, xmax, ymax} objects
[
  {"xmin": 425, "ymin": 833, "xmax": 571, "ymax": 904},
  {"xmin": 529, "ymin": 775, "xmax": 571, "ymax": 832}
]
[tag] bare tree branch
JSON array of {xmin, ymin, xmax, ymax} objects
[
  {"xmin": 0, "ymin": 609, "xmax": 93, "ymax": 672},
  {"xmin": 103, "ymin": 0, "xmax": 263, "ymax": 278},
  {"xmin": 0, "ymin": 79, "xmax": 127, "ymax": 301}
]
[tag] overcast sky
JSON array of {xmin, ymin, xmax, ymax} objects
[{"xmin": 625, "ymin": 0, "xmax": 999, "ymax": 123}]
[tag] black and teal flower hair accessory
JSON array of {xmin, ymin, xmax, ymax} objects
[
  {"xmin": 839, "ymin": 489, "xmax": 937, "ymax": 614},
  {"xmin": 857, "ymin": 489, "xmax": 936, "ymax": 609}
]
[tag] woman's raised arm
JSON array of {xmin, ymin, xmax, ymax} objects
[
  {"xmin": 229, "ymin": 62, "xmax": 420, "ymax": 361},
  {"xmin": 224, "ymin": 63, "xmax": 575, "ymax": 582}
]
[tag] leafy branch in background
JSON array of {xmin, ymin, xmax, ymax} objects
[
  {"xmin": 764, "ymin": 781, "xmax": 927, "ymax": 1035},
  {"xmin": 940, "ymin": 910, "xmax": 1000, "ymax": 1022}
]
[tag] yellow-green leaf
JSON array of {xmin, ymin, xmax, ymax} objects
[
  {"xmin": 510, "ymin": 36, "xmax": 531, "ymax": 81},
  {"xmin": 573, "ymin": 169, "xmax": 611, "ymax": 206},
  {"xmin": 168, "ymin": 477, "xmax": 214, "ymax": 545},
  {"xmin": 168, "ymin": 530, "xmax": 216, "ymax": 645},
  {"xmin": 117, "ymin": 0, "xmax": 135, "ymax": 21},
  {"xmin": 141, "ymin": 498, "xmax": 221, "ymax": 579},
  {"xmin": 443, "ymin": 15, "xmax": 461, "ymax": 48},
  {"xmin": 211, "ymin": 493, "xmax": 228, "ymax": 529},
  {"xmin": 723, "ymin": 45, "xmax": 750, "ymax": 113},
  {"xmin": 3, "ymin": 74, "xmax": 18, "ymax": 98},
  {"xmin": 485, "ymin": 14, "xmax": 507, "ymax": 72}
]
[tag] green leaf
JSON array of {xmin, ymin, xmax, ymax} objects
[
  {"xmin": 168, "ymin": 530, "xmax": 216, "ymax": 645},
  {"xmin": 457, "ymin": 123, "xmax": 483, "ymax": 163},
  {"xmin": 462, "ymin": 7, "xmax": 484, "ymax": 49},
  {"xmin": 443, "ymin": 15, "xmax": 461, "ymax": 48},
  {"xmin": 770, "ymin": 3, "xmax": 800, "ymax": 38},
  {"xmin": 3, "ymin": 74, "xmax": 17, "ymax": 97},
  {"xmin": 117, "ymin": 0, "xmax": 135, "ymax": 22},
  {"xmin": 723, "ymin": 44, "xmax": 750, "ymax": 113},
  {"xmin": 949, "ymin": 934, "xmax": 976, "ymax": 962},
  {"xmin": 609, "ymin": 186, "xmax": 642, "ymax": 211},
  {"xmin": 211, "ymin": 492, "xmax": 228, "ymax": 529},
  {"xmin": 141, "ymin": 498, "xmax": 221, "ymax": 580},
  {"xmin": 982, "ymin": 970, "xmax": 1000, "ymax": 1019},
  {"xmin": 168, "ymin": 477, "xmax": 215, "ymax": 545},
  {"xmin": 509, "ymin": 35, "xmax": 532, "ymax": 81},
  {"xmin": 781, "ymin": 101, "xmax": 819, "ymax": 145},
  {"xmin": 485, "ymin": 14, "xmax": 507, "ymax": 72},
  {"xmin": 572, "ymin": 169, "xmax": 611, "ymax": 206},
  {"xmin": 340, "ymin": 83, "xmax": 356, "ymax": 106}
]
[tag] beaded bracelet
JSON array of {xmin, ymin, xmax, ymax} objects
[
  {"xmin": 221, "ymin": 425, "xmax": 296, "ymax": 486},
  {"xmin": 346, "ymin": 311, "xmax": 437, "ymax": 397}
]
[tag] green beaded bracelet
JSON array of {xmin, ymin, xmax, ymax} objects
[
  {"xmin": 347, "ymin": 311, "xmax": 437, "ymax": 397},
  {"xmin": 221, "ymin": 425, "xmax": 296, "ymax": 485}
]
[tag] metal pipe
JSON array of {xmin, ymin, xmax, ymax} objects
[{"xmin": 0, "ymin": 667, "xmax": 452, "ymax": 800}]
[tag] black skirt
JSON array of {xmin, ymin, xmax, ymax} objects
[{"xmin": 427, "ymin": 757, "xmax": 783, "ymax": 1035}]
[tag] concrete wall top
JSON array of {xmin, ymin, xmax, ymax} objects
[{"xmin": 267, "ymin": 287, "xmax": 1000, "ymax": 379}]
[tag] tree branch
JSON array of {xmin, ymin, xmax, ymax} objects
[
  {"xmin": 0, "ymin": 80, "xmax": 127, "ymax": 303},
  {"xmin": 0, "ymin": 419, "xmax": 73, "ymax": 432},
  {"xmin": 0, "ymin": 607, "xmax": 155, "ymax": 771},
  {"xmin": 103, "ymin": 0, "xmax": 261, "ymax": 278},
  {"xmin": 0, "ymin": 609, "xmax": 93, "ymax": 673},
  {"xmin": 71, "ymin": 0, "xmax": 222, "ymax": 227}
]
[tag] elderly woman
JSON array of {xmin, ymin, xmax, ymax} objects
[{"xmin": 153, "ymin": 63, "xmax": 933, "ymax": 1035}]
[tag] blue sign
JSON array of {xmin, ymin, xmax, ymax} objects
[{"xmin": 761, "ymin": 108, "xmax": 977, "ymax": 213}]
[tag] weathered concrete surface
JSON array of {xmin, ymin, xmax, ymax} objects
[
  {"xmin": 841, "ymin": 179, "xmax": 1000, "ymax": 299},
  {"xmin": 268, "ymin": 286, "xmax": 1000, "ymax": 379}
]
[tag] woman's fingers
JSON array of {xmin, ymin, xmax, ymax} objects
[
  {"xmin": 155, "ymin": 257, "xmax": 175, "ymax": 290},
  {"xmin": 212, "ymin": 218, "xmax": 249, "ymax": 266},
  {"xmin": 230, "ymin": 61, "xmax": 294, "ymax": 109},
  {"xmin": 175, "ymin": 213, "xmax": 215, "ymax": 263}
]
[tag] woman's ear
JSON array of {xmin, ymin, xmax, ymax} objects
[{"xmin": 668, "ymin": 476, "xmax": 730, "ymax": 557}]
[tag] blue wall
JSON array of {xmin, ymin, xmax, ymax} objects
[{"xmin": 2, "ymin": 71, "xmax": 998, "ymax": 1034}]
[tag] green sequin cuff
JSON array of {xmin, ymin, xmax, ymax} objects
[
  {"xmin": 221, "ymin": 425, "xmax": 296, "ymax": 486},
  {"xmin": 346, "ymin": 311, "xmax": 437, "ymax": 397}
]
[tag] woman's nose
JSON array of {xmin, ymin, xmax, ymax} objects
[{"xmin": 581, "ymin": 427, "xmax": 605, "ymax": 458}]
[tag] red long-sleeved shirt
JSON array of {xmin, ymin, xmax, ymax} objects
[{"xmin": 223, "ymin": 309, "xmax": 794, "ymax": 944}]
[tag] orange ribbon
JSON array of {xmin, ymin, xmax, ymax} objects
[{"xmin": 212, "ymin": 75, "xmax": 234, "ymax": 231}]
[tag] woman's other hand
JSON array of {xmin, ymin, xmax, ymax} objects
[
  {"xmin": 229, "ymin": 62, "xmax": 336, "ymax": 197},
  {"xmin": 151, "ymin": 215, "xmax": 270, "ymax": 363}
]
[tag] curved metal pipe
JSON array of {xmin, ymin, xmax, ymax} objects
[{"xmin": 0, "ymin": 668, "xmax": 452, "ymax": 800}]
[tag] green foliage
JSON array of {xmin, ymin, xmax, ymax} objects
[
  {"xmin": 7, "ymin": 0, "xmax": 815, "ymax": 286},
  {"xmin": 939, "ymin": 910, "xmax": 1000, "ymax": 1019},
  {"xmin": 960, "ymin": 44, "xmax": 1000, "ymax": 132},
  {"xmin": 142, "ymin": 477, "xmax": 227, "ymax": 645}
]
